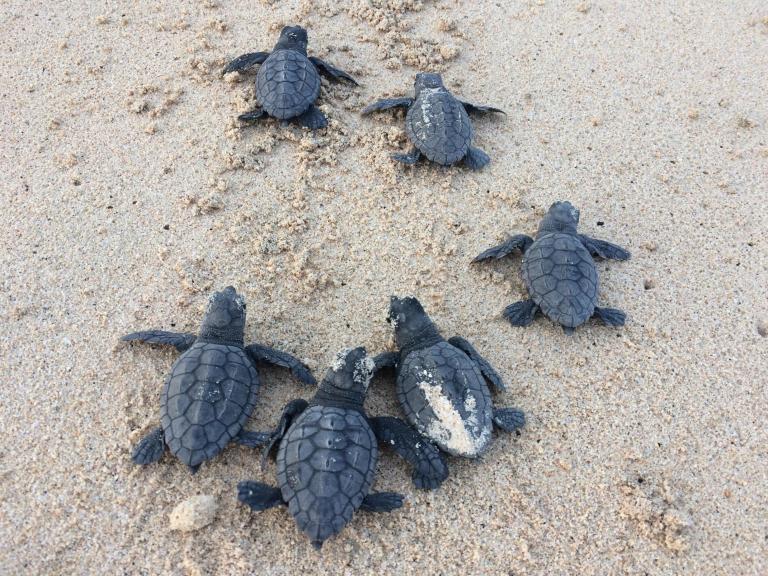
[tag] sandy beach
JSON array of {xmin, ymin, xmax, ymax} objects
[{"xmin": 1, "ymin": 0, "xmax": 767, "ymax": 574}]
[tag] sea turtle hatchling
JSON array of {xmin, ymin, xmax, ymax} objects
[
  {"xmin": 238, "ymin": 347, "xmax": 447, "ymax": 550},
  {"xmin": 373, "ymin": 297, "xmax": 525, "ymax": 459},
  {"xmin": 472, "ymin": 201, "xmax": 631, "ymax": 333},
  {"xmin": 361, "ymin": 72, "xmax": 504, "ymax": 169},
  {"xmin": 123, "ymin": 287, "xmax": 316, "ymax": 472},
  {"xmin": 223, "ymin": 25, "xmax": 357, "ymax": 129}
]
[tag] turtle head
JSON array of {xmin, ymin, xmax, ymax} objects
[
  {"xmin": 199, "ymin": 286, "xmax": 246, "ymax": 345},
  {"xmin": 387, "ymin": 296, "xmax": 439, "ymax": 349},
  {"xmin": 318, "ymin": 347, "xmax": 375, "ymax": 403},
  {"xmin": 275, "ymin": 25, "xmax": 309, "ymax": 53},
  {"xmin": 414, "ymin": 72, "xmax": 445, "ymax": 96},
  {"xmin": 538, "ymin": 201, "xmax": 580, "ymax": 235}
]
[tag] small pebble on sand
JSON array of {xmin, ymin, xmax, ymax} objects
[{"xmin": 169, "ymin": 495, "xmax": 217, "ymax": 532}]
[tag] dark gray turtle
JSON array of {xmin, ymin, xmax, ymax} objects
[
  {"xmin": 223, "ymin": 25, "xmax": 357, "ymax": 129},
  {"xmin": 123, "ymin": 286, "xmax": 316, "ymax": 472},
  {"xmin": 472, "ymin": 201, "xmax": 631, "ymax": 333},
  {"xmin": 238, "ymin": 347, "xmax": 447, "ymax": 550},
  {"xmin": 361, "ymin": 72, "xmax": 504, "ymax": 169},
  {"xmin": 373, "ymin": 297, "xmax": 525, "ymax": 459}
]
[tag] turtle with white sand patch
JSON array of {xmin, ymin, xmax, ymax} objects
[
  {"xmin": 373, "ymin": 296, "xmax": 525, "ymax": 459},
  {"xmin": 361, "ymin": 72, "xmax": 504, "ymax": 169}
]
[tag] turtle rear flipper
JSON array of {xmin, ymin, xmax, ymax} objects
[
  {"xmin": 132, "ymin": 427, "xmax": 166, "ymax": 465},
  {"xmin": 121, "ymin": 330, "xmax": 196, "ymax": 352},
  {"xmin": 294, "ymin": 105, "xmax": 328, "ymax": 130},
  {"xmin": 593, "ymin": 307, "xmax": 626, "ymax": 326},
  {"xmin": 360, "ymin": 492, "xmax": 404, "ymax": 512},
  {"xmin": 238, "ymin": 108, "xmax": 268, "ymax": 123},
  {"xmin": 370, "ymin": 416, "xmax": 448, "ymax": 490},
  {"xmin": 237, "ymin": 481, "xmax": 285, "ymax": 511},
  {"xmin": 464, "ymin": 146, "xmax": 490, "ymax": 170},
  {"xmin": 493, "ymin": 408, "xmax": 526, "ymax": 432},
  {"xmin": 392, "ymin": 147, "xmax": 420, "ymax": 165},
  {"xmin": 503, "ymin": 300, "xmax": 539, "ymax": 327}
]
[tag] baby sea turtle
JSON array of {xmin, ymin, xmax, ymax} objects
[
  {"xmin": 361, "ymin": 72, "xmax": 504, "ymax": 169},
  {"xmin": 223, "ymin": 25, "xmax": 357, "ymax": 129},
  {"xmin": 472, "ymin": 201, "xmax": 631, "ymax": 333},
  {"xmin": 123, "ymin": 287, "xmax": 316, "ymax": 472},
  {"xmin": 373, "ymin": 297, "xmax": 525, "ymax": 458},
  {"xmin": 238, "ymin": 347, "xmax": 447, "ymax": 550}
]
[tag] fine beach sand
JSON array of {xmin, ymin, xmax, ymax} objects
[{"xmin": 1, "ymin": 1, "xmax": 767, "ymax": 574}]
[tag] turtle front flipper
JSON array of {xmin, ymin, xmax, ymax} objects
[
  {"xmin": 492, "ymin": 408, "xmax": 526, "ymax": 432},
  {"xmin": 294, "ymin": 105, "xmax": 328, "ymax": 130},
  {"xmin": 369, "ymin": 416, "xmax": 448, "ymax": 490},
  {"xmin": 578, "ymin": 235, "xmax": 631, "ymax": 261},
  {"xmin": 503, "ymin": 300, "xmax": 539, "ymax": 327},
  {"xmin": 472, "ymin": 234, "xmax": 534, "ymax": 262},
  {"xmin": 447, "ymin": 336, "xmax": 506, "ymax": 392},
  {"xmin": 593, "ymin": 306, "xmax": 626, "ymax": 327},
  {"xmin": 372, "ymin": 351, "xmax": 399, "ymax": 372},
  {"xmin": 392, "ymin": 147, "xmax": 420, "ymax": 165},
  {"xmin": 308, "ymin": 56, "xmax": 358, "ymax": 85},
  {"xmin": 369, "ymin": 352, "xmax": 400, "ymax": 390},
  {"xmin": 245, "ymin": 344, "xmax": 316, "ymax": 385},
  {"xmin": 460, "ymin": 101, "xmax": 506, "ymax": 115},
  {"xmin": 237, "ymin": 481, "xmax": 285, "ymax": 511},
  {"xmin": 121, "ymin": 330, "xmax": 196, "ymax": 353},
  {"xmin": 132, "ymin": 427, "xmax": 166, "ymax": 465},
  {"xmin": 234, "ymin": 430, "xmax": 272, "ymax": 448},
  {"xmin": 464, "ymin": 147, "xmax": 490, "ymax": 170},
  {"xmin": 360, "ymin": 492, "xmax": 404, "ymax": 512},
  {"xmin": 260, "ymin": 398, "xmax": 310, "ymax": 468},
  {"xmin": 361, "ymin": 97, "xmax": 414, "ymax": 115},
  {"xmin": 223, "ymin": 51, "xmax": 270, "ymax": 74}
]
